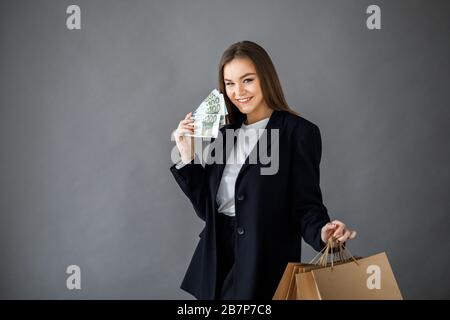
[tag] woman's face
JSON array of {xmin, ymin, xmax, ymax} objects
[{"xmin": 223, "ymin": 57, "xmax": 268, "ymax": 116}]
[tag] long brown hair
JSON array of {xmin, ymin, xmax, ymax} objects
[{"xmin": 218, "ymin": 41, "xmax": 299, "ymax": 124}]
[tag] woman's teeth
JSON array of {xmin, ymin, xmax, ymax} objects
[{"xmin": 237, "ymin": 97, "xmax": 252, "ymax": 103}]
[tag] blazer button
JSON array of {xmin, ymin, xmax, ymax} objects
[
  {"xmin": 237, "ymin": 194, "xmax": 245, "ymax": 201},
  {"xmin": 237, "ymin": 227, "xmax": 245, "ymax": 235}
]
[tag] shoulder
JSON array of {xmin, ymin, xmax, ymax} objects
[
  {"xmin": 281, "ymin": 111, "xmax": 323, "ymax": 159},
  {"xmin": 280, "ymin": 111, "xmax": 321, "ymax": 140}
]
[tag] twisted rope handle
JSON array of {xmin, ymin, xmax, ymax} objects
[{"xmin": 309, "ymin": 237, "xmax": 359, "ymax": 269}]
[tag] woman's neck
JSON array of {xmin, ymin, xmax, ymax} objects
[{"xmin": 244, "ymin": 107, "xmax": 274, "ymax": 125}]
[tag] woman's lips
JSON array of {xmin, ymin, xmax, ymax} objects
[{"xmin": 236, "ymin": 97, "xmax": 253, "ymax": 104}]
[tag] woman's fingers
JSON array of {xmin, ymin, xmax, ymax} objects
[
  {"xmin": 324, "ymin": 219, "xmax": 357, "ymax": 243},
  {"xmin": 184, "ymin": 112, "xmax": 192, "ymax": 120},
  {"xmin": 179, "ymin": 118, "xmax": 194, "ymax": 126},
  {"xmin": 332, "ymin": 224, "xmax": 346, "ymax": 238},
  {"xmin": 182, "ymin": 124, "xmax": 195, "ymax": 129},
  {"xmin": 179, "ymin": 121, "xmax": 194, "ymax": 130},
  {"xmin": 176, "ymin": 128, "xmax": 193, "ymax": 136},
  {"xmin": 174, "ymin": 112, "xmax": 195, "ymax": 141},
  {"xmin": 337, "ymin": 230, "xmax": 351, "ymax": 243},
  {"xmin": 322, "ymin": 223, "xmax": 336, "ymax": 237},
  {"xmin": 321, "ymin": 222, "xmax": 337, "ymax": 243},
  {"xmin": 322, "ymin": 222, "xmax": 336, "ymax": 232}
]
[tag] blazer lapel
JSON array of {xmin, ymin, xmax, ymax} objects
[
  {"xmin": 212, "ymin": 110, "xmax": 283, "ymax": 204},
  {"xmin": 212, "ymin": 118, "xmax": 242, "ymax": 206},
  {"xmin": 236, "ymin": 110, "xmax": 283, "ymax": 183}
]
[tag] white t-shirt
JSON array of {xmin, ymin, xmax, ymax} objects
[{"xmin": 216, "ymin": 117, "xmax": 270, "ymax": 216}]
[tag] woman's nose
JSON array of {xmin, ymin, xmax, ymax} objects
[{"xmin": 235, "ymin": 84, "xmax": 245, "ymax": 97}]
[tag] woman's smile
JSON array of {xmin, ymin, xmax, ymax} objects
[
  {"xmin": 236, "ymin": 97, "xmax": 253, "ymax": 104},
  {"xmin": 223, "ymin": 57, "xmax": 273, "ymax": 124}
]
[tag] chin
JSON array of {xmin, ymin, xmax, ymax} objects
[{"xmin": 235, "ymin": 104, "xmax": 255, "ymax": 114}]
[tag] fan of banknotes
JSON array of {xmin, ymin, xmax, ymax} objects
[{"xmin": 184, "ymin": 89, "xmax": 228, "ymax": 139}]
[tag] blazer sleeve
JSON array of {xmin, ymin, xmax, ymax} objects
[
  {"xmin": 292, "ymin": 122, "xmax": 331, "ymax": 252},
  {"xmin": 170, "ymin": 155, "xmax": 208, "ymax": 221}
]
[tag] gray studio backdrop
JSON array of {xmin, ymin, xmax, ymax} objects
[{"xmin": 1, "ymin": 0, "xmax": 449, "ymax": 299}]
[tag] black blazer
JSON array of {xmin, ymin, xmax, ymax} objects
[{"xmin": 170, "ymin": 110, "xmax": 330, "ymax": 300}]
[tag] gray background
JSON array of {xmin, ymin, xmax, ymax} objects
[{"xmin": 1, "ymin": 0, "xmax": 449, "ymax": 299}]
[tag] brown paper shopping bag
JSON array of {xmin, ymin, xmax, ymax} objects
[
  {"xmin": 272, "ymin": 263, "xmax": 323, "ymax": 300},
  {"xmin": 296, "ymin": 271, "xmax": 322, "ymax": 300},
  {"xmin": 273, "ymin": 240, "xmax": 348, "ymax": 300},
  {"xmin": 295, "ymin": 239, "xmax": 403, "ymax": 300},
  {"xmin": 272, "ymin": 263, "xmax": 303, "ymax": 300},
  {"xmin": 272, "ymin": 240, "xmax": 348, "ymax": 300}
]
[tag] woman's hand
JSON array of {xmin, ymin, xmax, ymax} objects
[
  {"xmin": 321, "ymin": 220, "xmax": 357, "ymax": 246},
  {"xmin": 173, "ymin": 112, "xmax": 196, "ymax": 164}
]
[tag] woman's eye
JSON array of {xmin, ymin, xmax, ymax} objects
[
  {"xmin": 243, "ymin": 78, "xmax": 254, "ymax": 83},
  {"xmin": 225, "ymin": 83, "xmax": 233, "ymax": 86}
]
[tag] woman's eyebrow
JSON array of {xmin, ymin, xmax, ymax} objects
[{"xmin": 224, "ymin": 73, "xmax": 256, "ymax": 81}]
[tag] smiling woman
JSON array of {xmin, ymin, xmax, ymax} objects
[
  {"xmin": 170, "ymin": 40, "xmax": 357, "ymax": 300},
  {"xmin": 218, "ymin": 41, "xmax": 299, "ymax": 125},
  {"xmin": 223, "ymin": 59, "xmax": 272, "ymax": 125}
]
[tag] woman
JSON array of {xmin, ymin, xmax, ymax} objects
[{"xmin": 170, "ymin": 41, "xmax": 357, "ymax": 300}]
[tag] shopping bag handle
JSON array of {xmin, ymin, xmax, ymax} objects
[{"xmin": 309, "ymin": 237, "xmax": 359, "ymax": 269}]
